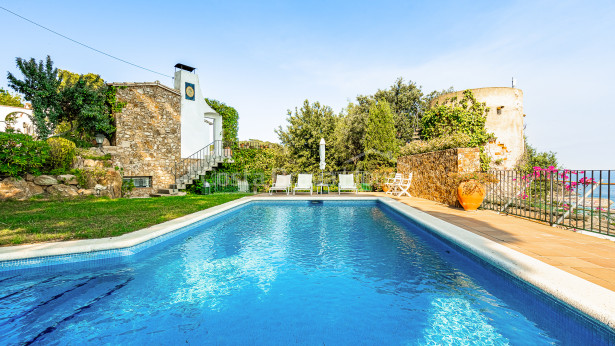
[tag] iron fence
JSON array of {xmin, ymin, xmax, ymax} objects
[
  {"xmin": 483, "ymin": 169, "xmax": 614, "ymax": 236},
  {"xmin": 195, "ymin": 170, "xmax": 390, "ymax": 194}
]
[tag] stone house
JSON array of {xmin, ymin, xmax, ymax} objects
[{"xmin": 103, "ymin": 65, "xmax": 227, "ymax": 197}]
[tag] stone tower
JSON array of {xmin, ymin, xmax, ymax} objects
[{"xmin": 433, "ymin": 87, "xmax": 524, "ymax": 170}]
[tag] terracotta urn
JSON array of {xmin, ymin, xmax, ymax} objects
[
  {"xmin": 382, "ymin": 185, "xmax": 390, "ymax": 193},
  {"xmin": 457, "ymin": 180, "xmax": 486, "ymax": 211}
]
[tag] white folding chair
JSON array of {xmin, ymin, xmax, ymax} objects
[
  {"xmin": 385, "ymin": 173, "xmax": 403, "ymax": 195},
  {"xmin": 397, "ymin": 173, "xmax": 413, "ymax": 197}
]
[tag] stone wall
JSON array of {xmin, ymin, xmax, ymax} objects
[
  {"xmin": 104, "ymin": 82, "xmax": 181, "ymax": 197},
  {"xmin": 397, "ymin": 148, "xmax": 480, "ymax": 206},
  {"xmin": 0, "ymin": 171, "xmax": 122, "ymax": 201}
]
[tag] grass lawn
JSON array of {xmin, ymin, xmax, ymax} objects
[{"xmin": 0, "ymin": 193, "xmax": 251, "ymax": 246}]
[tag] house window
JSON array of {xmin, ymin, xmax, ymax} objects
[{"xmin": 124, "ymin": 176, "xmax": 152, "ymax": 188}]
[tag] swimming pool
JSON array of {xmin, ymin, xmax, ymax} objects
[{"xmin": 1, "ymin": 199, "xmax": 614, "ymax": 344}]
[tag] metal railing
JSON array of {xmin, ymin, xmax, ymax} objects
[
  {"xmin": 483, "ymin": 169, "xmax": 614, "ymax": 236},
  {"xmin": 193, "ymin": 170, "xmax": 389, "ymax": 194},
  {"xmin": 173, "ymin": 140, "xmax": 233, "ymax": 186}
]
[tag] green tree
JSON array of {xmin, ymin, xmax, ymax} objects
[
  {"xmin": 0, "ymin": 87, "xmax": 24, "ymax": 107},
  {"xmin": 356, "ymin": 78, "xmax": 424, "ymax": 143},
  {"xmin": 422, "ymin": 87, "xmax": 455, "ymax": 110},
  {"xmin": 332, "ymin": 103, "xmax": 368, "ymax": 170},
  {"xmin": 58, "ymin": 69, "xmax": 105, "ymax": 89},
  {"xmin": 58, "ymin": 73, "xmax": 114, "ymax": 137},
  {"xmin": 276, "ymin": 100, "xmax": 338, "ymax": 172},
  {"xmin": 362, "ymin": 99, "xmax": 399, "ymax": 169},
  {"xmin": 205, "ymin": 98, "xmax": 239, "ymax": 147},
  {"xmin": 7, "ymin": 56, "xmax": 61, "ymax": 139},
  {"xmin": 517, "ymin": 137, "xmax": 558, "ymax": 172}
]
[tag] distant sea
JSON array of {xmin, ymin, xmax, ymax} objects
[{"xmin": 576, "ymin": 170, "xmax": 615, "ymax": 209}]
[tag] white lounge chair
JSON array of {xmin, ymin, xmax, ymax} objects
[
  {"xmin": 396, "ymin": 173, "xmax": 413, "ymax": 197},
  {"xmin": 385, "ymin": 173, "xmax": 403, "ymax": 195},
  {"xmin": 338, "ymin": 174, "xmax": 358, "ymax": 194},
  {"xmin": 269, "ymin": 174, "xmax": 291, "ymax": 195},
  {"xmin": 293, "ymin": 174, "xmax": 313, "ymax": 195}
]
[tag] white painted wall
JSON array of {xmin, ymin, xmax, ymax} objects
[
  {"xmin": 0, "ymin": 105, "xmax": 34, "ymax": 135},
  {"xmin": 174, "ymin": 70, "xmax": 223, "ymax": 158}
]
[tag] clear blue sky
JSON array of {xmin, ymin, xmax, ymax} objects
[{"xmin": 1, "ymin": 0, "xmax": 613, "ymax": 168}]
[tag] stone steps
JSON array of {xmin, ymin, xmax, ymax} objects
[{"xmin": 150, "ymin": 156, "xmax": 233, "ymax": 197}]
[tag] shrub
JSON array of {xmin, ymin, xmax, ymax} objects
[
  {"xmin": 46, "ymin": 137, "xmax": 76, "ymax": 173},
  {"xmin": 121, "ymin": 178, "xmax": 135, "ymax": 197},
  {"xmin": 205, "ymin": 98, "xmax": 239, "ymax": 147},
  {"xmin": 420, "ymin": 90, "xmax": 494, "ymax": 170},
  {"xmin": 0, "ymin": 132, "xmax": 50, "ymax": 177},
  {"xmin": 400, "ymin": 133, "xmax": 473, "ymax": 156}
]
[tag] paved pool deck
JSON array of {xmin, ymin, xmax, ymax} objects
[{"xmin": 269, "ymin": 191, "xmax": 615, "ymax": 292}]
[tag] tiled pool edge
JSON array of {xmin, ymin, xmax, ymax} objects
[
  {"xmin": 0, "ymin": 196, "xmax": 256, "ymax": 262},
  {"xmin": 378, "ymin": 198, "xmax": 615, "ymax": 330},
  {"xmin": 1, "ymin": 195, "xmax": 614, "ymax": 329}
]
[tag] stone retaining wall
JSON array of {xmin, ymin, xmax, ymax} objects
[
  {"xmin": 397, "ymin": 148, "xmax": 480, "ymax": 206},
  {"xmin": 0, "ymin": 170, "xmax": 122, "ymax": 201}
]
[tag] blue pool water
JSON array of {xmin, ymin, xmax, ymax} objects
[{"xmin": 1, "ymin": 201, "xmax": 614, "ymax": 344}]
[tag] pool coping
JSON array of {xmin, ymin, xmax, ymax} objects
[{"xmin": 1, "ymin": 195, "xmax": 615, "ymax": 329}]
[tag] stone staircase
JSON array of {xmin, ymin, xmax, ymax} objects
[{"xmin": 151, "ymin": 141, "xmax": 232, "ymax": 197}]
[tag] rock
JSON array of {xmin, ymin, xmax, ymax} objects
[
  {"xmin": 100, "ymin": 170, "xmax": 122, "ymax": 198},
  {"xmin": 0, "ymin": 178, "xmax": 31, "ymax": 201},
  {"xmin": 78, "ymin": 188, "xmax": 95, "ymax": 196},
  {"xmin": 103, "ymin": 138, "xmax": 111, "ymax": 146},
  {"xmin": 46, "ymin": 184, "xmax": 79, "ymax": 197},
  {"xmin": 85, "ymin": 174, "xmax": 98, "ymax": 189},
  {"xmin": 25, "ymin": 173, "xmax": 35, "ymax": 182},
  {"xmin": 26, "ymin": 182, "xmax": 45, "ymax": 196},
  {"xmin": 99, "ymin": 189, "xmax": 113, "ymax": 198},
  {"xmin": 34, "ymin": 175, "xmax": 58, "ymax": 186},
  {"xmin": 83, "ymin": 159, "xmax": 103, "ymax": 168},
  {"xmin": 57, "ymin": 174, "xmax": 78, "ymax": 185}
]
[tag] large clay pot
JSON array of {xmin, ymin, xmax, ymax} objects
[
  {"xmin": 457, "ymin": 180, "xmax": 486, "ymax": 211},
  {"xmin": 382, "ymin": 185, "xmax": 390, "ymax": 193}
]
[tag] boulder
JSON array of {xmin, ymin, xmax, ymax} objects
[
  {"xmin": 85, "ymin": 174, "xmax": 98, "ymax": 189},
  {"xmin": 99, "ymin": 189, "xmax": 113, "ymax": 198},
  {"xmin": 0, "ymin": 178, "xmax": 31, "ymax": 201},
  {"xmin": 26, "ymin": 182, "xmax": 45, "ymax": 196},
  {"xmin": 57, "ymin": 174, "xmax": 78, "ymax": 185},
  {"xmin": 34, "ymin": 175, "xmax": 58, "ymax": 186},
  {"xmin": 100, "ymin": 170, "xmax": 122, "ymax": 198},
  {"xmin": 46, "ymin": 184, "xmax": 79, "ymax": 197},
  {"xmin": 78, "ymin": 188, "xmax": 95, "ymax": 196},
  {"xmin": 83, "ymin": 159, "xmax": 103, "ymax": 168},
  {"xmin": 25, "ymin": 173, "xmax": 35, "ymax": 182}
]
